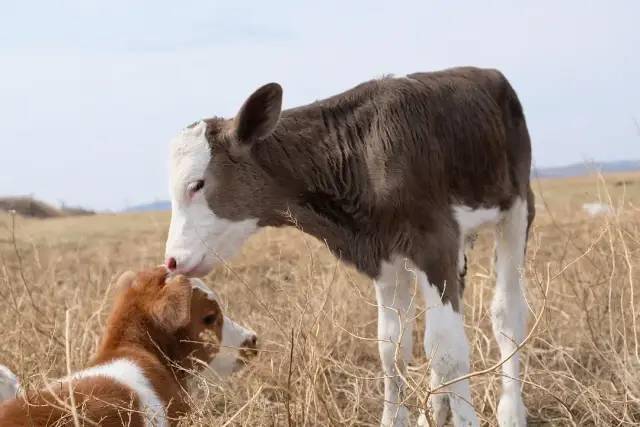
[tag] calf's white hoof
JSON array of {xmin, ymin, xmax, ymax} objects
[
  {"xmin": 429, "ymin": 393, "xmax": 450, "ymax": 426},
  {"xmin": 497, "ymin": 392, "xmax": 526, "ymax": 426},
  {"xmin": 380, "ymin": 405, "xmax": 409, "ymax": 427}
]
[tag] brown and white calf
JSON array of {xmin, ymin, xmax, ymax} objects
[
  {"xmin": 0, "ymin": 267, "xmax": 257, "ymax": 426},
  {"xmin": 164, "ymin": 67, "xmax": 534, "ymax": 426}
]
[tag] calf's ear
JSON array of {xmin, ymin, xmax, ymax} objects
[
  {"xmin": 234, "ymin": 82, "xmax": 282, "ymax": 144},
  {"xmin": 152, "ymin": 275, "xmax": 193, "ymax": 332}
]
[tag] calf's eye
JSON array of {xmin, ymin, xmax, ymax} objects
[{"xmin": 189, "ymin": 180, "xmax": 205, "ymax": 194}]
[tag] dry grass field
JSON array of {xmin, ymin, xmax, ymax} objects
[{"xmin": 1, "ymin": 172, "xmax": 639, "ymax": 426}]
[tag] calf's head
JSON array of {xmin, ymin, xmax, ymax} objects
[
  {"xmin": 165, "ymin": 83, "xmax": 284, "ymax": 276},
  {"xmin": 111, "ymin": 268, "xmax": 257, "ymax": 377}
]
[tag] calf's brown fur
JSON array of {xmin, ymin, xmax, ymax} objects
[{"xmin": 202, "ymin": 67, "xmax": 534, "ymax": 304}]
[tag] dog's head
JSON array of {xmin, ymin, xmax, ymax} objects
[{"xmin": 109, "ymin": 267, "xmax": 257, "ymax": 377}]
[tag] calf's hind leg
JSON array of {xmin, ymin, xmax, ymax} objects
[
  {"xmin": 492, "ymin": 197, "xmax": 530, "ymax": 426},
  {"xmin": 420, "ymin": 263, "xmax": 479, "ymax": 427}
]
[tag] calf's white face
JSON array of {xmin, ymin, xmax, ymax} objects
[
  {"xmin": 165, "ymin": 121, "xmax": 258, "ymax": 276},
  {"xmin": 165, "ymin": 83, "xmax": 284, "ymax": 276}
]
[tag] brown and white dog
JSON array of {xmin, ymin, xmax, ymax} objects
[{"xmin": 0, "ymin": 267, "xmax": 257, "ymax": 426}]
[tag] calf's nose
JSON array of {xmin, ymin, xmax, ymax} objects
[{"xmin": 166, "ymin": 257, "xmax": 177, "ymax": 271}]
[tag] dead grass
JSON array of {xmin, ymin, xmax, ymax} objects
[{"xmin": 0, "ymin": 172, "xmax": 639, "ymax": 426}]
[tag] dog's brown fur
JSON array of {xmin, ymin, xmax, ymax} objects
[{"xmin": 0, "ymin": 268, "xmax": 229, "ymax": 426}]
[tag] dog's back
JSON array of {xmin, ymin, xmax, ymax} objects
[{"xmin": 0, "ymin": 374, "xmax": 146, "ymax": 426}]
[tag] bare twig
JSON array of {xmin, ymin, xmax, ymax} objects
[{"xmin": 64, "ymin": 308, "xmax": 81, "ymax": 427}]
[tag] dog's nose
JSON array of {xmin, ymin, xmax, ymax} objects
[
  {"xmin": 166, "ymin": 257, "xmax": 177, "ymax": 271},
  {"xmin": 240, "ymin": 334, "xmax": 258, "ymax": 359}
]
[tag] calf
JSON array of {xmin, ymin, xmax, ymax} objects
[
  {"xmin": 164, "ymin": 67, "xmax": 534, "ymax": 426},
  {"xmin": 0, "ymin": 267, "xmax": 257, "ymax": 426}
]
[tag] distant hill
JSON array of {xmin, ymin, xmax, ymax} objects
[
  {"xmin": 0, "ymin": 196, "xmax": 94, "ymax": 218},
  {"xmin": 123, "ymin": 200, "xmax": 171, "ymax": 213},
  {"xmin": 534, "ymin": 160, "xmax": 640, "ymax": 178}
]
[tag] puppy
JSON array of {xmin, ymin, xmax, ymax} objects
[{"xmin": 0, "ymin": 267, "xmax": 257, "ymax": 426}]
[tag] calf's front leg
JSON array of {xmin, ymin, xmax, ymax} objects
[{"xmin": 374, "ymin": 258, "xmax": 417, "ymax": 426}]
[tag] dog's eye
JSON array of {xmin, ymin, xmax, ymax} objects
[
  {"xmin": 188, "ymin": 180, "xmax": 205, "ymax": 194},
  {"xmin": 203, "ymin": 314, "xmax": 217, "ymax": 325}
]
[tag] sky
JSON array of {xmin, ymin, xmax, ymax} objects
[{"xmin": 1, "ymin": 1, "xmax": 639, "ymax": 211}]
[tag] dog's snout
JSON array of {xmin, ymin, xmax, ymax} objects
[{"xmin": 240, "ymin": 334, "xmax": 258, "ymax": 359}]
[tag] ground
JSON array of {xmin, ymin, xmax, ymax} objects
[{"xmin": 1, "ymin": 172, "xmax": 639, "ymax": 426}]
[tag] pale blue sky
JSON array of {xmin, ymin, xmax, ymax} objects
[{"xmin": 1, "ymin": 1, "xmax": 638, "ymax": 210}]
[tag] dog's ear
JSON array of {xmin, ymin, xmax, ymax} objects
[
  {"xmin": 113, "ymin": 271, "xmax": 136, "ymax": 293},
  {"xmin": 152, "ymin": 275, "xmax": 193, "ymax": 332}
]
